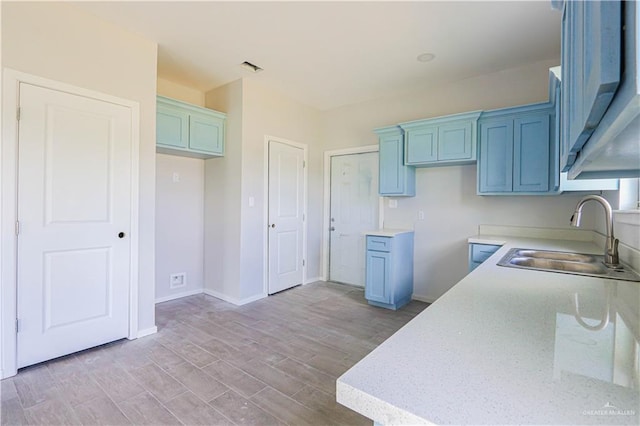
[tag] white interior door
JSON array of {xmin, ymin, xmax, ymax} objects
[
  {"xmin": 329, "ymin": 152, "xmax": 379, "ymax": 286},
  {"xmin": 268, "ymin": 140, "xmax": 304, "ymax": 294},
  {"xmin": 17, "ymin": 83, "xmax": 132, "ymax": 368}
]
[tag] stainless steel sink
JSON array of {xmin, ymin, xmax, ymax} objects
[
  {"xmin": 497, "ymin": 248, "xmax": 640, "ymax": 282},
  {"xmin": 510, "ymin": 249, "xmax": 597, "ymax": 264}
]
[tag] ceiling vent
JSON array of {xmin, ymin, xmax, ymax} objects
[{"xmin": 240, "ymin": 61, "xmax": 263, "ymax": 73}]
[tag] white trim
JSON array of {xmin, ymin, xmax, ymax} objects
[
  {"xmin": 1, "ymin": 69, "xmax": 141, "ymax": 378},
  {"xmin": 304, "ymin": 276, "xmax": 322, "ymax": 285},
  {"xmin": 203, "ymin": 289, "xmax": 266, "ymax": 306},
  {"xmin": 128, "ymin": 98, "xmax": 141, "ymax": 342},
  {"xmin": 411, "ymin": 294, "xmax": 436, "ymax": 304},
  {"xmin": 155, "ymin": 288, "xmax": 203, "ymax": 304},
  {"xmin": 263, "ymin": 135, "xmax": 309, "ymax": 296},
  {"xmin": 321, "ymin": 145, "xmax": 381, "ymax": 281},
  {"xmin": 135, "ymin": 326, "xmax": 158, "ymax": 339},
  {"xmin": 614, "ymin": 210, "xmax": 640, "ymax": 226}
]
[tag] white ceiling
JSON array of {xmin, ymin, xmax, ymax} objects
[{"xmin": 76, "ymin": 1, "xmax": 561, "ymax": 111}]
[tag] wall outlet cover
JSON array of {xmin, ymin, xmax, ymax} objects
[{"xmin": 169, "ymin": 272, "xmax": 187, "ymax": 289}]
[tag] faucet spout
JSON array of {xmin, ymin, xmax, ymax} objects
[{"xmin": 569, "ymin": 195, "xmax": 619, "ymax": 268}]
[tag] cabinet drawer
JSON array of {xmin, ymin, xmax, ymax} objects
[
  {"xmin": 470, "ymin": 243, "xmax": 501, "ymax": 263},
  {"xmin": 367, "ymin": 236, "xmax": 392, "ymax": 252}
]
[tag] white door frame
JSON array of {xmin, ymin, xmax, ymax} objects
[
  {"xmin": 322, "ymin": 145, "xmax": 383, "ymax": 282},
  {"xmin": 263, "ymin": 135, "xmax": 308, "ymax": 295},
  {"xmin": 1, "ymin": 69, "xmax": 141, "ymax": 379}
]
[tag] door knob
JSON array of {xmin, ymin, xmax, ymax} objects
[
  {"xmin": 118, "ymin": 232, "xmax": 125, "ymax": 238},
  {"xmin": 271, "ymin": 224, "xmax": 276, "ymax": 228}
]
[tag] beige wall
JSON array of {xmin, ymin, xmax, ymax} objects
[
  {"xmin": 240, "ymin": 79, "xmax": 323, "ymax": 298},
  {"xmin": 204, "ymin": 80, "xmax": 244, "ymax": 300},
  {"xmin": 320, "ymin": 58, "xmax": 608, "ymax": 301},
  {"xmin": 155, "ymin": 81, "xmax": 207, "ymax": 301},
  {"xmin": 2, "ymin": 2, "xmax": 158, "ymax": 331},
  {"xmin": 155, "ymin": 154, "xmax": 205, "ymax": 301},
  {"xmin": 157, "ymin": 78, "xmax": 205, "ymax": 106},
  {"xmin": 203, "ymin": 79, "xmax": 323, "ymax": 302}
]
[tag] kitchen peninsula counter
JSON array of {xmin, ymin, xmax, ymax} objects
[{"xmin": 337, "ymin": 231, "xmax": 640, "ymax": 425}]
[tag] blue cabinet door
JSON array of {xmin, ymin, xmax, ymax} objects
[
  {"xmin": 479, "ymin": 119, "xmax": 513, "ymax": 193},
  {"xmin": 365, "ymin": 251, "xmax": 390, "ymax": 304},
  {"xmin": 561, "ymin": 0, "xmax": 621, "ymax": 171},
  {"xmin": 377, "ymin": 129, "xmax": 415, "ymax": 196},
  {"xmin": 405, "ymin": 127, "xmax": 437, "ymax": 164},
  {"xmin": 189, "ymin": 112, "xmax": 224, "ymax": 155},
  {"xmin": 438, "ymin": 121, "xmax": 473, "ymax": 161},
  {"xmin": 157, "ymin": 102, "xmax": 189, "ymax": 149},
  {"xmin": 468, "ymin": 243, "xmax": 501, "ymax": 272},
  {"xmin": 513, "ymin": 113, "xmax": 550, "ymax": 192}
]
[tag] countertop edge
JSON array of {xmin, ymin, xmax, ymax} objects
[
  {"xmin": 336, "ymin": 380, "xmax": 433, "ymax": 425},
  {"xmin": 364, "ymin": 229, "xmax": 414, "ymax": 237}
]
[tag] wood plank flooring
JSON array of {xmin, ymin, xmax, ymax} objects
[{"xmin": 1, "ymin": 281, "xmax": 428, "ymax": 425}]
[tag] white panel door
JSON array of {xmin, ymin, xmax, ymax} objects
[
  {"xmin": 17, "ymin": 83, "xmax": 132, "ymax": 368},
  {"xmin": 268, "ymin": 140, "xmax": 304, "ymax": 294},
  {"xmin": 329, "ymin": 152, "xmax": 378, "ymax": 286}
]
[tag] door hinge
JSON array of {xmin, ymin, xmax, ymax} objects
[
  {"xmin": 302, "ymin": 259, "xmax": 306, "ymax": 266},
  {"xmin": 16, "ymin": 107, "xmax": 21, "ymax": 121},
  {"xmin": 302, "ymin": 213, "xmax": 305, "ymax": 221},
  {"xmin": 16, "ymin": 319, "xmax": 20, "ymax": 333},
  {"xmin": 15, "ymin": 220, "xmax": 20, "ymax": 235},
  {"xmin": 303, "ymin": 160, "xmax": 306, "ymax": 168}
]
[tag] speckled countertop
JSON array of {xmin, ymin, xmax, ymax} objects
[
  {"xmin": 337, "ymin": 234, "xmax": 640, "ymax": 425},
  {"xmin": 364, "ymin": 229, "xmax": 414, "ymax": 237}
]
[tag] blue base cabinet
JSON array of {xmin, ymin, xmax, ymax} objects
[
  {"xmin": 365, "ymin": 232, "xmax": 414, "ymax": 310},
  {"xmin": 374, "ymin": 126, "xmax": 415, "ymax": 197},
  {"xmin": 157, "ymin": 95, "xmax": 226, "ymax": 159},
  {"xmin": 478, "ymin": 103, "xmax": 556, "ymax": 195},
  {"xmin": 469, "ymin": 243, "xmax": 501, "ymax": 272}
]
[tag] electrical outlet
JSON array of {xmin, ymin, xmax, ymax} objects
[
  {"xmin": 418, "ymin": 210, "xmax": 425, "ymax": 220},
  {"xmin": 169, "ymin": 273, "xmax": 186, "ymax": 289}
]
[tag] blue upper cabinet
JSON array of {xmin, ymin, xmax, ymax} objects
[
  {"xmin": 156, "ymin": 96, "xmax": 226, "ymax": 159},
  {"xmin": 478, "ymin": 103, "xmax": 556, "ymax": 195},
  {"xmin": 157, "ymin": 101, "xmax": 189, "ymax": 149},
  {"xmin": 405, "ymin": 126, "xmax": 437, "ymax": 163},
  {"xmin": 556, "ymin": 0, "xmax": 639, "ymax": 179},
  {"xmin": 513, "ymin": 113, "xmax": 550, "ymax": 192},
  {"xmin": 560, "ymin": 0, "xmax": 621, "ymax": 171},
  {"xmin": 401, "ymin": 111, "xmax": 481, "ymax": 167},
  {"xmin": 479, "ymin": 118, "xmax": 514, "ymax": 193},
  {"xmin": 189, "ymin": 111, "xmax": 224, "ymax": 155},
  {"xmin": 374, "ymin": 126, "xmax": 415, "ymax": 196}
]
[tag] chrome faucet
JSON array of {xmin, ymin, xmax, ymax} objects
[{"xmin": 570, "ymin": 195, "xmax": 620, "ymax": 268}]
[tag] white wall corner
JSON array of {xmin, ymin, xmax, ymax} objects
[
  {"xmin": 135, "ymin": 326, "xmax": 158, "ymax": 339},
  {"xmin": 155, "ymin": 288, "xmax": 204, "ymax": 304},
  {"xmin": 203, "ymin": 288, "xmax": 266, "ymax": 306},
  {"xmin": 411, "ymin": 294, "xmax": 436, "ymax": 304},
  {"xmin": 304, "ymin": 277, "xmax": 322, "ymax": 285}
]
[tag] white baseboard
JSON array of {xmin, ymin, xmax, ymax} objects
[
  {"xmin": 155, "ymin": 288, "xmax": 203, "ymax": 304},
  {"xmin": 203, "ymin": 289, "xmax": 266, "ymax": 306},
  {"xmin": 304, "ymin": 276, "xmax": 322, "ymax": 284},
  {"xmin": 412, "ymin": 294, "xmax": 436, "ymax": 304},
  {"xmin": 136, "ymin": 326, "xmax": 158, "ymax": 338}
]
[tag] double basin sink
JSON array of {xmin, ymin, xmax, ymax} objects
[{"xmin": 497, "ymin": 248, "xmax": 640, "ymax": 282}]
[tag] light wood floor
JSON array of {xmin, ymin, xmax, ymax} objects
[{"xmin": 1, "ymin": 281, "xmax": 428, "ymax": 425}]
